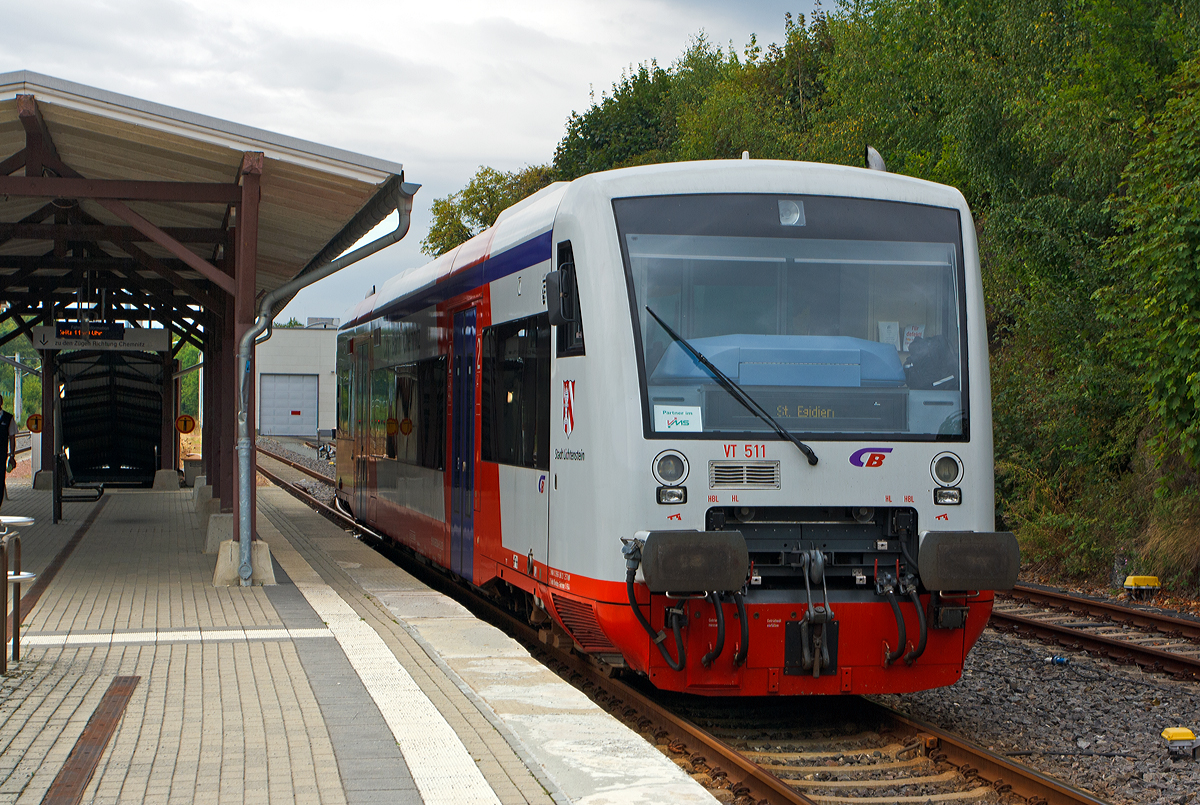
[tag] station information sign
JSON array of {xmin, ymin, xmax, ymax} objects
[
  {"xmin": 32, "ymin": 326, "xmax": 170, "ymax": 352},
  {"xmin": 56, "ymin": 322, "xmax": 126, "ymax": 340}
]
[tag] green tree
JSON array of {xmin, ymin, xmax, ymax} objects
[
  {"xmin": 421, "ymin": 165, "xmax": 556, "ymax": 256},
  {"xmin": 0, "ymin": 316, "xmax": 43, "ymax": 423},
  {"xmin": 1100, "ymin": 56, "xmax": 1200, "ymax": 464},
  {"xmin": 176, "ymin": 341, "xmax": 201, "ymax": 418}
]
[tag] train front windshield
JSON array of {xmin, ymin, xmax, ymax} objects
[{"xmin": 615, "ymin": 193, "xmax": 969, "ymax": 440}]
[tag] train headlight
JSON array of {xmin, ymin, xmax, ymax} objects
[
  {"xmin": 656, "ymin": 486, "xmax": 687, "ymax": 504},
  {"xmin": 934, "ymin": 488, "xmax": 962, "ymax": 505},
  {"xmin": 931, "ymin": 452, "xmax": 963, "ymax": 487},
  {"xmin": 653, "ymin": 450, "xmax": 689, "ymax": 486}
]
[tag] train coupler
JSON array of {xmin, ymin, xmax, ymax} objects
[{"xmin": 784, "ymin": 616, "xmax": 838, "ymax": 678}]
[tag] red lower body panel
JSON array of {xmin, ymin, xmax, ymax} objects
[{"xmin": 557, "ymin": 582, "xmax": 992, "ymax": 696}]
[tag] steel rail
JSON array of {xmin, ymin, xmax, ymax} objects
[
  {"xmin": 255, "ymin": 445, "xmax": 334, "ymax": 486},
  {"xmin": 879, "ymin": 703, "xmax": 1112, "ymax": 805},
  {"xmin": 254, "ymin": 458, "xmax": 1110, "ymax": 805},
  {"xmin": 990, "ymin": 608, "xmax": 1200, "ymax": 680},
  {"xmin": 1006, "ymin": 583, "xmax": 1200, "ymax": 640}
]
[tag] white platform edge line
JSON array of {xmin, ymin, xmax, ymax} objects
[
  {"xmin": 291, "ymin": 580, "xmax": 503, "ymax": 805},
  {"xmin": 14, "ymin": 627, "xmax": 333, "ymax": 647},
  {"xmin": 387, "ymin": 611, "xmax": 574, "ymax": 805}
]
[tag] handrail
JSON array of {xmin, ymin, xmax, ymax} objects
[
  {"xmin": 1, "ymin": 522, "xmax": 36, "ymax": 672},
  {"xmin": 1, "ymin": 533, "xmax": 16, "ymax": 673}
]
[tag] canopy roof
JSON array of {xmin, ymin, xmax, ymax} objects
[{"xmin": 0, "ymin": 70, "xmax": 407, "ymax": 350}]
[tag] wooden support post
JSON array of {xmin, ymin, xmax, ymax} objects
[
  {"xmin": 201, "ymin": 341, "xmax": 213, "ymax": 480},
  {"xmin": 39, "ymin": 349, "xmax": 56, "ymax": 480},
  {"xmin": 218, "ymin": 300, "xmax": 235, "ymax": 512},
  {"xmin": 173, "ymin": 359, "xmax": 182, "ymax": 472},
  {"xmin": 160, "ymin": 350, "xmax": 174, "ymax": 471}
]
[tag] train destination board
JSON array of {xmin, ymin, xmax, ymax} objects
[{"xmin": 32, "ymin": 326, "xmax": 170, "ymax": 352}]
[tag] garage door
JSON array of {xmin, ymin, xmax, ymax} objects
[{"xmin": 260, "ymin": 374, "xmax": 318, "ymax": 437}]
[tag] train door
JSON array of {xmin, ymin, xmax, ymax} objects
[
  {"xmin": 450, "ymin": 308, "xmax": 477, "ymax": 581},
  {"xmin": 354, "ymin": 340, "xmax": 371, "ymax": 518}
]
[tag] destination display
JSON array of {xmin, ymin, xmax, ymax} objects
[
  {"xmin": 705, "ymin": 388, "xmax": 908, "ymax": 432},
  {"xmin": 56, "ymin": 321, "xmax": 125, "ymax": 340}
]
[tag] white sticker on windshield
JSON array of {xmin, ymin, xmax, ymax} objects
[{"xmin": 654, "ymin": 405, "xmax": 703, "ymax": 432}]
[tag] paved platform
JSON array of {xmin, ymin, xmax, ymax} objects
[{"xmin": 0, "ymin": 479, "xmax": 715, "ymax": 804}]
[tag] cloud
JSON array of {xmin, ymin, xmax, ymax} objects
[{"xmin": 0, "ymin": 0, "xmax": 816, "ymax": 321}]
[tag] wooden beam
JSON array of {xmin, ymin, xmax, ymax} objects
[
  {"xmin": 0, "ymin": 175, "xmax": 242, "ymax": 203},
  {"xmin": 0, "ymin": 263, "xmax": 45, "ymax": 292},
  {"xmin": 112, "ymin": 238, "xmax": 224, "ymax": 311},
  {"xmin": 16, "ymin": 95, "xmax": 56, "ymax": 178},
  {"xmin": 0, "ymin": 148, "xmax": 26, "ymax": 177},
  {"xmin": 0, "ymin": 307, "xmax": 49, "ymax": 349},
  {"xmin": 94, "ymin": 201, "xmax": 237, "ymax": 294},
  {"xmin": 0, "ymin": 202, "xmax": 61, "ymax": 250},
  {"xmin": 9, "ymin": 128, "xmax": 238, "ymax": 295},
  {"xmin": 67, "ymin": 207, "xmax": 226, "ymax": 313},
  {"xmin": 0, "ymin": 222, "xmax": 226, "ymax": 244}
]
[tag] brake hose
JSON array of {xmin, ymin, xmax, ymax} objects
[
  {"xmin": 701, "ymin": 591, "xmax": 726, "ymax": 668},
  {"xmin": 884, "ymin": 583, "xmax": 907, "ymax": 666},
  {"xmin": 622, "ymin": 543, "xmax": 686, "ymax": 671},
  {"xmin": 733, "ymin": 592, "xmax": 748, "ymax": 666},
  {"xmin": 899, "ymin": 539, "xmax": 928, "ymax": 664},
  {"xmin": 904, "ymin": 587, "xmax": 928, "ymax": 664}
]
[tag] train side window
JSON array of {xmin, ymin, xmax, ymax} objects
[
  {"xmin": 417, "ymin": 357, "xmax": 446, "ymax": 471},
  {"xmin": 556, "ymin": 241, "xmax": 585, "ymax": 357},
  {"xmin": 482, "ymin": 313, "xmax": 551, "ymax": 470},
  {"xmin": 383, "ymin": 356, "xmax": 446, "ymax": 471}
]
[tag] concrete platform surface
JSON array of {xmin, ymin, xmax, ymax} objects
[{"xmin": 0, "ymin": 480, "xmax": 716, "ymax": 805}]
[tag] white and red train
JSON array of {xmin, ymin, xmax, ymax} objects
[{"xmin": 335, "ymin": 158, "xmax": 1019, "ymax": 696}]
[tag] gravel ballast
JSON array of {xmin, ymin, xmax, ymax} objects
[
  {"xmin": 876, "ymin": 629, "xmax": 1200, "ymax": 804},
  {"xmin": 257, "ymin": 437, "xmax": 336, "ymax": 506}
]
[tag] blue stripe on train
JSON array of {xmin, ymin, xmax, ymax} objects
[{"xmin": 374, "ymin": 230, "xmax": 554, "ymax": 323}]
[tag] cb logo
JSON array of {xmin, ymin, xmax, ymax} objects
[{"xmin": 849, "ymin": 447, "xmax": 893, "ymax": 468}]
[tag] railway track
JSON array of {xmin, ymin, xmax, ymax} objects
[
  {"xmin": 253, "ymin": 448, "xmax": 1111, "ymax": 805},
  {"xmin": 993, "ymin": 585, "xmax": 1200, "ymax": 681}
]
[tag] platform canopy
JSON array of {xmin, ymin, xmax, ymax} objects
[
  {"xmin": 0, "ymin": 69, "xmax": 406, "ymax": 354},
  {"xmin": 0, "ymin": 70, "xmax": 414, "ymax": 522}
]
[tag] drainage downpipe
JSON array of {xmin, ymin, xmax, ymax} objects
[{"xmin": 235, "ymin": 179, "xmax": 419, "ymax": 585}]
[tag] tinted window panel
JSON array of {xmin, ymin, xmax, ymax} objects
[{"xmin": 482, "ymin": 314, "xmax": 550, "ymax": 470}]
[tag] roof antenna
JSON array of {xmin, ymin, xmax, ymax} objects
[{"xmin": 865, "ymin": 146, "xmax": 887, "ymax": 172}]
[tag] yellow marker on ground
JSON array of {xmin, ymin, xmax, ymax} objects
[
  {"xmin": 1163, "ymin": 727, "xmax": 1200, "ymax": 757},
  {"xmin": 1124, "ymin": 575, "xmax": 1161, "ymax": 600}
]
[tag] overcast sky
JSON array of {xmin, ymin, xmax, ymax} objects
[{"xmin": 2, "ymin": 0, "xmax": 818, "ymax": 325}]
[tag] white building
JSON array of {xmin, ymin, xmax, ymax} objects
[{"xmin": 253, "ymin": 318, "xmax": 339, "ymax": 438}]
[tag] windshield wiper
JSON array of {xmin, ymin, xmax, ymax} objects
[{"xmin": 645, "ymin": 306, "xmax": 818, "ymax": 466}]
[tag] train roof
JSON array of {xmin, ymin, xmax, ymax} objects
[{"xmin": 343, "ymin": 159, "xmax": 969, "ymax": 329}]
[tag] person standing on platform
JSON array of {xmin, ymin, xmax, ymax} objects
[{"xmin": 0, "ymin": 395, "xmax": 15, "ymax": 509}]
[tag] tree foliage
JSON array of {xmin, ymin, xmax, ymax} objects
[
  {"xmin": 421, "ymin": 165, "xmax": 556, "ymax": 256},
  {"xmin": 422, "ymin": 0, "xmax": 1200, "ymax": 583},
  {"xmin": 1100, "ymin": 56, "xmax": 1200, "ymax": 465}
]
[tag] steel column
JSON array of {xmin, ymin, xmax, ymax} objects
[{"xmin": 234, "ymin": 152, "xmax": 262, "ymax": 582}]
